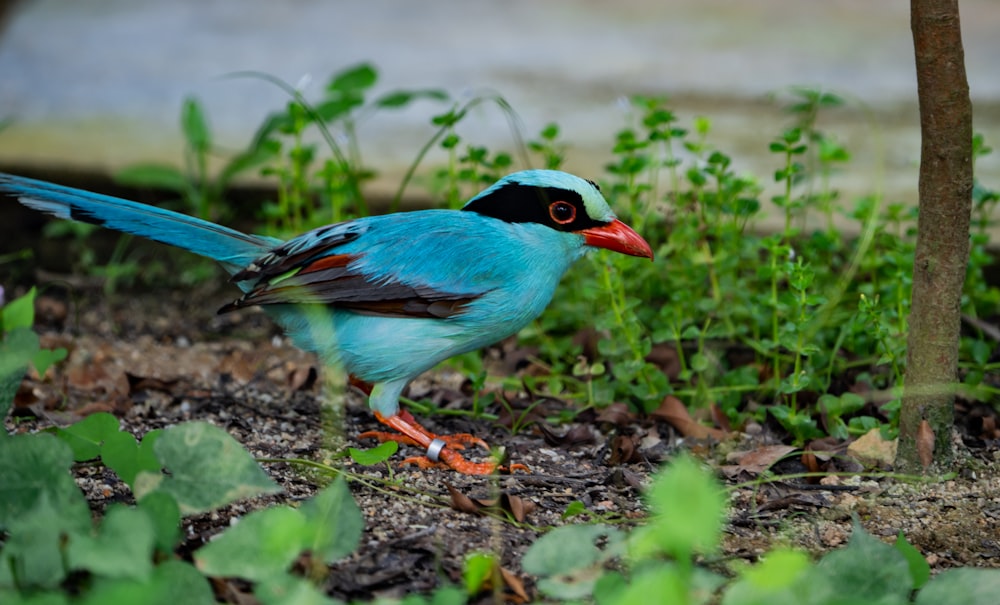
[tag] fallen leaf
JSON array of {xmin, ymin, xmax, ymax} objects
[
  {"xmin": 596, "ymin": 402, "xmax": 634, "ymax": 426},
  {"xmin": 444, "ymin": 484, "xmax": 536, "ymax": 522},
  {"xmin": 916, "ymin": 420, "xmax": 935, "ymax": 469},
  {"xmin": 537, "ymin": 424, "xmax": 595, "ymax": 447},
  {"xmin": 847, "ymin": 428, "xmax": 898, "ymax": 469},
  {"xmin": 737, "ymin": 444, "xmax": 798, "ymax": 474},
  {"xmin": 650, "ymin": 395, "xmax": 728, "ymax": 440},
  {"xmin": 608, "ymin": 434, "xmax": 641, "ymax": 465},
  {"xmin": 500, "ymin": 567, "xmax": 529, "ymax": 603}
]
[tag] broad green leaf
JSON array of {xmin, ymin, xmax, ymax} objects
[
  {"xmin": 134, "ymin": 421, "xmax": 280, "ymax": 514},
  {"xmin": 255, "ymin": 574, "xmax": 343, "ymax": 605},
  {"xmin": 612, "ymin": 564, "xmax": 695, "ymax": 605},
  {"xmin": 895, "ymin": 532, "xmax": 930, "ymax": 590},
  {"xmin": 31, "ymin": 345, "xmax": 66, "ymax": 377},
  {"xmin": 0, "ymin": 590, "xmax": 70, "ymax": 605},
  {"xmin": 101, "ymin": 428, "xmax": 161, "ymax": 487},
  {"xmin": 79, "ymin": 559, "xmax": 214, "ymax": 605},
  {"xmin": 299, "ymin": 476, "xmax": 364, "ymax": 563},
  {"xmin": 721, "ymin": 548, "xmax": 828, "ymax": 605},
  {"xmin": 522, "ymin": 524, "xmax": 625, "ymax": 577},
  {"xmin": 1, "ymin": 287, "xmax": 36, "ymax": 332},
  {"xmin": 463, "ymin": 552, "xmax": 495, "ymax": 596},
  {"xmin": 634, "ymin": 454, "xmax": 725, "ymax": 559},
  {"xmin": 137, "ymin": 490, "xmax": 181, "ymax": 553},
  {"xmin": 817, "ymin": 520, "xmax": 911, "ymax": 603},
  {"xmin": 194, "ymin": 506, "xmax": 307, "ymax": 581},
  {"xmin": 916, "ymin": 568, "xmax": 1000, "ymax": 605},
  {"xmin": 66, "ymin": 504, "xmax": 155, "ymax": 580},
  {"xmin": 0, "ymin": 432, "xmax": 90, "ymax": 532},
  {"xmin": 326, "ymin": 63, "xmax": 377, "ymax": 93},
  {"xmin": 347, "ymin": 440, "xmax": 397, "ymax": 465},
  {"xmin": 0, "ymin": 327, "xmax": 37, "ymax": 378},
  {"xmin": 114, "ymin": 164, "xmax": 188, "ymax": 192},
  {"xmin": 55, "ymin": 412, "xmax": 121, "ymax": 461},
  {"xmin": 0, "ymin": 493, "xmax": 82, "ymax": 589}
]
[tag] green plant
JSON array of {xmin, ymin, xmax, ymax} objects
[
  {"xmin": 524, "ymin": 454, "xmax": 1000, "ymax": 605},
  {"xmin": 0, "ymin": 287, "xmax": 67, "ymax": 422},
  {"xmin": 0, "ymin": 412, "xmax": 363, "ymax": 604}
]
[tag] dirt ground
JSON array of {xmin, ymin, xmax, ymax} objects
[{"xmin": 7, "ymin": 282, "xmax": 1000, "ymax": 602}]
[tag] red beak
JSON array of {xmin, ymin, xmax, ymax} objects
[{"xmin": 581, "ymin": 219, "xmax": 654, "ymax": 259}]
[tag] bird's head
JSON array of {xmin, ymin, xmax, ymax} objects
[{"xmin": 462, "ymin": 170, "xmax": 654, "ymax": 259}]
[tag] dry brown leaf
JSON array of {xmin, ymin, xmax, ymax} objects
[
  {"xmin": 500, "ymin": 567, "xmax": 529, "ymax": 603},
  {"xmin": 445, "ymin": 483, "xmax": 481, "ymax": 515},
  {"xmin": 650, "ymin": 395, "xmax": 728, "ymax": 440},
  {"xmin": 916, "ymin": 419, "xmax": 935, "ymax": 469},
  {"xmin": 444, "ymin": 484, "xmax": 535, "ymax": 522},
  {"xmin": 609, "ymin": 434, "xmax": 641, "ymax": 465},
  {"xmin": 596, "ymin": 402, "xmax": 634, "ymax": 426},
  {"xmin": 537, "ymin": 424, "xmax": 595, "ymax": 447}
]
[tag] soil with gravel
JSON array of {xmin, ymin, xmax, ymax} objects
[{"xmin": 6, "ymin": 279, "xmax": 1000, "ymax": 602}]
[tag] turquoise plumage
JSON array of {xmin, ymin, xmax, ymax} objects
[{"xmin": 2, "ymin": 170, "xmax": 652, "ymax": 473}]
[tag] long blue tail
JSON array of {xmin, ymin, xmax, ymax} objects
[{"xmin": 1, "ymin": 173, "xmax": 281, "ymax": 272}]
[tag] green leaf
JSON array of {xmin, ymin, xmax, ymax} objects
[
  {"xmin": 0, "ymin": 432, "xmax": 91, "ymax": 532},
  {"xmin": 522, "ymin": 524, "xmax": 625, "ymax": 599},
  {"xmin": 817, "ymin": 519, "xmax": 911, "ymax": 603},
  {"xmin": 561, "ymin": 500, "xmax": 587, "ymax": 519},
  {"xmin": 30, "ymin": 345, "xmax": 66, "ymax": 377},
  {"xmin": 916, "ymin": 568, "xmax": 1000, "ymax": 605},
  {"xmin": 326, "ymin": 63, "xmax": 377, "ymax": 93},
  {"xmin": 463, "ymin": 552, "xmax": 496, "ymax": 596},
  {"xmin": 255, "ymin": 574, "xmax": 343, "ymax": 605},
  {"xmin": 66, "ymin": 504, "xmax": 155, "ymax": 580},
  {"xmin": 895, "ymin": 532, "xmax": 930, "ymax": 590},
  {"xmin": 0, "ymin": 493, "xmax": 81, "ymax": 589},
  {"xmin": 79, "ymin": 559, "xmax": 214, "ymax": 605},
  {"xmin": 1, "ymin": 287, "xmax": 36, "ymax": 332},
  {"xmin": 299, "ymin": 476, "xmax": 364, "ymax": 563},
  {"xmin": 55, "ymin": 412, "xmax": 121, "ymax": 461},
  {"xmin": 180, "ymin": 97, "xmax": 211, "ymax": 152},
  {"xmin": 0, "ymin": 327, "xmax": 37, "ymax": 377},
  {"xmin": 634, "ymin": 454, "xmax": 725, "ymax": 559},
  {"xmin": 374, "ymin": 89, "xmax": 449, "ymax": 108},
  {"xmin": 100, "ymin": 428, "xmax": 161, "ymax": 487},
  {"xmin": 194, "ymin": 506, "xmax": 307, "ymax": 581},
  {"xmin": 114, "ymin": 164, "xmax": 188, "ymax": 192},
  {"xmin": 347, "ymin": 440, "xmax": 398, "ymax": 465},
  {"xmin": 137, "ymin": 490, "xmax": 181, "ymax": 553},
  {"xmin": 133, "ymin": 422, "xmax": 280, "ymax": 515}
]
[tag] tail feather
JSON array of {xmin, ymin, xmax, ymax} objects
[{"xmin": 1, "ymin": 173, "xmax": 280, "ymax": 270}]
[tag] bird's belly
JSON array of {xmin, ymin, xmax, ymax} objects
[{"xmin": 265, "ymin": 304, "xmax": 528, "ymax": 384}]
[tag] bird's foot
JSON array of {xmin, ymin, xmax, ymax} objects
[
  {"xmin": 400, "ymin": 450, "xmax": 529, "ymax": 475},
  {"xmin": 364, "ymin": 410, "xmax": 527, "ymax": 475},
  {"xmin": 357, "ymin": 430, "xmax": 489, "ymax": 452}
]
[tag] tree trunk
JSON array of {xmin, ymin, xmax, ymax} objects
[{"xmin": 896, "ymin": 0, "xmax": 973, "ymax": 473}]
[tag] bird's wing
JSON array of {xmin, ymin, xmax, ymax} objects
[{"xmin": 221, "ymin": 218, "xmax": 480, "ymax": 319}]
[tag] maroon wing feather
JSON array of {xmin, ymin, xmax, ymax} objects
[{"xmin": 220, "ymin": 252, "xmax": 477, "ymax": 319}]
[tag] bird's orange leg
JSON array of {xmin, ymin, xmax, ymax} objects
[
  {"xmin": 361, "ymin": 411, "xmax": 526, "ymax": 475},
  {"xmin": 349, "ymin": 375, "xmax": 525, "ymax": 474}
]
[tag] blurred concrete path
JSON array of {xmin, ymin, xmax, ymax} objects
[{"xmin": 0, "ymin": 0, "xmax": 997, "ymax": 212}]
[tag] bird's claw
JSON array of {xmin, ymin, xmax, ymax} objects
[{"xmin": 400, "ymin": 449, "xmax": 530, "ymax": 475}]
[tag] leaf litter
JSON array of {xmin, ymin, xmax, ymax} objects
[{"xmin": 6, "ymin": 285, "xmax": 1000, "ymax": 601}]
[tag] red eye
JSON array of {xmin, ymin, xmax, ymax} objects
[{"xmin": 549, "ymin": 201, "xmax": 576, "ymax": 224}]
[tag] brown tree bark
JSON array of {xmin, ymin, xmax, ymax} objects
[{"xmin": 896, "ymin": 0, "xmax": 973, "ymax": 473}]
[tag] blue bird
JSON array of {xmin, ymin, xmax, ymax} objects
[{"xmin": 1, "ymin": 170, "xmax": 652, "ymax": 473}]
